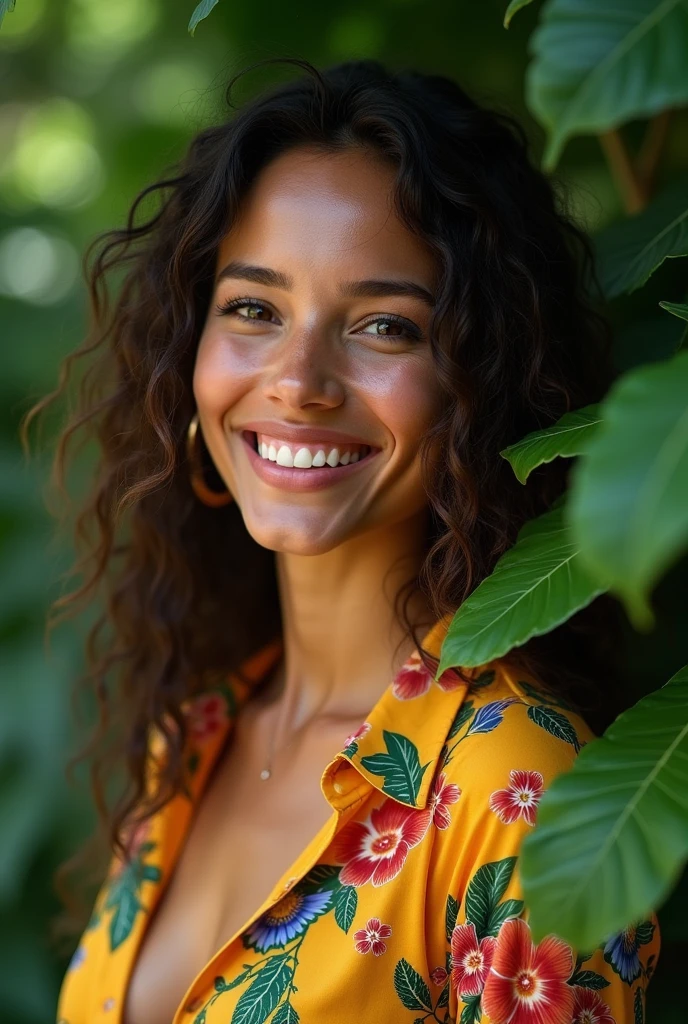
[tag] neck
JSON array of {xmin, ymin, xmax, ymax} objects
[{"xmin": 263, "ymin": 511, "xmax": 436, "ymax": 734}]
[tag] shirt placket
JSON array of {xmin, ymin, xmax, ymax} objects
[{"xmin": 171, "ymin": 756, "xmax": 372, "ymax": 1023}]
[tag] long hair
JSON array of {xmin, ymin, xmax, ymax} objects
[{"xmin": 24, "ymin": 57, "xmax": 623, "ymax": 936}]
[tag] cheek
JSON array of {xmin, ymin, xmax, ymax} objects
[
  {"xmin": 192, "ymin": 330, "xmax": 255, "ymax": 415},
  {"xmin": 375, "ymin": 356, "xmax": 442, "ymax": 453}
]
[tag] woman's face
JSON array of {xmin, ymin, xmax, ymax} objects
[{"xmin": 193, "ymin": 144, "xmax": 443, "ymax": 555}]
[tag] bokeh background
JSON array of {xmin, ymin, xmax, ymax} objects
[{"xmin": 1, "ymin": 1, "xmax": 685, "ymax": 1020}]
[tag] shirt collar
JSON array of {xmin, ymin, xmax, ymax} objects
[{"xmin": 181, "ymin": 612, "xmax": 490, "ymax": 812}]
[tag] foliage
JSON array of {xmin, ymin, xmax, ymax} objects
[{"xmin": 437, "ymin": 0, "xmax": 688, "ymax": 962}]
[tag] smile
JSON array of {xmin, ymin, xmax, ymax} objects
[{"xmin": 240, "ymin": 430, "xmax": 380, "ymax": 492}]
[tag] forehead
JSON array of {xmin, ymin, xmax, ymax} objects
[{"xmin": 214, "ymin": 145, "xmax": 437, "ymax": 284}]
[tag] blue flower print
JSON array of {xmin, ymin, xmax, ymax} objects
[
  {"xmin": 603, "ymin": 920, "xmax": 656, "ymax": 984},
  {"xmin": 243, "ymin": 889, "xmax": 333, "ymax": 952}
]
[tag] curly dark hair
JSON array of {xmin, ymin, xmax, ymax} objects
[{"xmin": 25, "ymin": 56, "xmax": 625, "ymax": 937}]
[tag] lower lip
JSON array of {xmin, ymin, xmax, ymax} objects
[{"xmin": 240, "ymin": 431, "xmax": 380, "ymax": 492}]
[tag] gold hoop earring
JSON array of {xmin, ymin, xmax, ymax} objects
[{"xmin": 186, "ymin": 413, "xmax": 234, "ymax": 508}]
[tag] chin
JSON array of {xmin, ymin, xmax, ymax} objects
[{"xmin": 241, "ymin": 514, "xmax": 351, "ymax": 557}]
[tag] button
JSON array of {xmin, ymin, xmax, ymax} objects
[{"xmin": 333, "ymin": 779, "xmax": 346, "ymax": 794}]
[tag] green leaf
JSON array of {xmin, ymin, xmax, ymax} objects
[
  {"xmin": 0, "ymin": 0, "xmax": 16, "ymax": 30},
  {"xmin": 501, "ymin": 405, "xmax": 602, "ymax": 484},
  {"xmin": 520, "ymin": 666, "xmax": 688, "ymax": 949},
  {"xmin": 460, "ymin": 994, "xmax": 482, "ymax": 1024},
  {"xmin": 594, "ymin": 177, "xmax": 688, "ymax": 298},
  {"xmin": 485, "ymin": 897, "xmax": 525, "ymax": 935},
  {"xmin": 447, "ymin": 701, "xmax": 474, "ymax": 740},
  {"xmin": 437, "ymin": 504, "xmax": 608, "ymax": 672},
  {"xmin": 659, "ymin": 301, "xmax": 688, "ymax": 323},
  {"xmin": 188, "ymin": 0, "xmax": 221, "ymax": 36},
  {"xmin": 526, "ymin": 0, "xmax": 688, "ymax": 170},
  {"xmin": 527, "ymin": 705, "xmax": 581, "ymax": 752},
  {"xmin": 465, "ymin": 857, "xmax": 518, "ymax": 939},
  {"xmin": 109, "ymin": 887, "xmax": 141, "ymax": 951},
  {"xmin": 141, "ymin": 864, "xmax": 162, "ymax": 883},
  {"xmin": 360, "ymin": 731, "xmax": 429, "ymax": 805},
  {"xmin": 568, "ymin": 349, "xmax": 688, "ymax": 628},
  {"xmin": 445, "ymin": 893, "xmax": 460, "ymax": 942},
  {"xmin": 230, "ymin": 955, "xmax": 292, "ymax": 1024},
  {"xmin": 393, "ymin": 958, "xmax": 432, "ymax": 1011},
  {"xmin": 568, "ymin": 970, "xmax": 610, "ymax": 990},
  {"xmin": 334, "ymin": 886, "xmax": 357, "ymax": 934},
  {"xmin": 273, "ymin": 1003, "xmax": 299, "ymax": 1024},
  {"xmin": 503, "ymin": 0, "xmax": 534, "ymax": 29},
  {"xmin": 634, "ymin": 986, "xmax": 645, "ymax": 1024}
]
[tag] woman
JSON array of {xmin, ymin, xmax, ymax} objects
[{"xmin": 39, "ymin": 58, "xmax": 659, "ymax": 1024}]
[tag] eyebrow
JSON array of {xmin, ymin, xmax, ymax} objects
[{"xmin": 216, "ymin": 260, "xmax": 436, "ymax": 306}]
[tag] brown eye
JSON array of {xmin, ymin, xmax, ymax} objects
[{"xmin": 238, "ymin": 302, "xmax": 272, "ymax": 320}]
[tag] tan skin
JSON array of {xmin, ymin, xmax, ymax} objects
[{"xmin": 124, "ymin": 144, "xmax": 444, "ymax": 1024}]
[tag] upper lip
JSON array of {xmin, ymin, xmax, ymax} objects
[{"xmin": 237, "ymin": 420, "xmax": 379, "ymax": 447}]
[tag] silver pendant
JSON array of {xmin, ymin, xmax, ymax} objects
[{"xmin": 260, "ymin": 767, "xmax": 271, "ymax": 780}]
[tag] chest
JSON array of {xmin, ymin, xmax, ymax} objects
[{"xmin": 122, "ymin": 730, "xmax": 342, "ymax": 1024}]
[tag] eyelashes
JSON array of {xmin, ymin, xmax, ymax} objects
[{"xmin": 213, "ymin": 295, "xmax": 424, "ymax": 343}]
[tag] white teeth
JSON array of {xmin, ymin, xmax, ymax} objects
[
  {"xmin": 255, "ymin": 435, "xmax": 370, "ymax": 469},
  {"xmin": 293, "ymin": 447, "xmax": 313, "ymax": 468},
  {"xmin": 276, "ymin": 445, "xmax": 294, "ymax": 467}
]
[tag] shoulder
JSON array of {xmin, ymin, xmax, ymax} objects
[{"xmin": 438, "ymin": 661, "xmax": 595, "ymax": 826}]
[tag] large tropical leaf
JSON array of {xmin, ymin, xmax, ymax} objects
[
  {"xmin": 500, "ymin": 405, "xmax": 601, "ymax": 483},
  {"xmin": 526, "ymin": 0, "xmax": 688, "ymax": 170},
  {"xmin": 436, "ymin": 504, "xmax": 608, "ymax": 674},
  {"xmin": 567, "ymin": 348, "xmax": 688, "ymax": 628},
  {"xmin": 521, "ymin": 665, "xmax": 688, "ymax": 949},
  {"xmin": 659, "ymin": 300, "xmax": 688, "ymax": 322},
  {"xmin": 188, "ymin": 0, "xmax": 221, "ymax": 36},
  {"xmin": 503, "ymin": 0, "xmax": 536, "ymax": 28},
  {"xmin": 595, "ymin": 177, "xmax": 688, "ymax": 297}
]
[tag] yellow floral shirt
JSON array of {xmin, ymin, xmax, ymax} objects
[{"xmin": 57, "ymin": 615, "xmax": 660, "ymax": 1024}]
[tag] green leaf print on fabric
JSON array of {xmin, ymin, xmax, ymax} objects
[
  {"xmin": 468, "ymin": 670, "xmax": 496, "ymax": 690},
  {"xmin": 334, "ymin": 885, "xmax": 357, "ymax": 933},
  {"xmin": 231, "ymin": 954, "xmax": 292, "ymax": 1024},
  {"xmin": 360, "ymin": 730, "xmax": 431, "ymax": 804},
  {"xmin": 634, "ymin": 986, "xmax": 645, "ymax": 1024},
  {"xmin": 272, "ymin": 1000, "xmax": 300, "ymax": 1023},
  {"xmin": 393, "ymin": 958, "xmax": 432, "ymax": 1011},
  {"xmin": 459, "ymin": 994, "xmax": 481, "ymax": 1024},
  {"xmin": 102, "ymin": 837, "xmax": 162, "ymax": 952},
  {"xmin": 445, "ymin": 893, "xmax": 460, "ymax": 942},
  {"xmin": 527, "ymin": 704, "xmax": 581, "ymax": 751},
  {"xmin": 568, "ymin": 969, "xmax": 611, "ymax": 990},
  {"xmin": 447, "ymin": 701, "xmax": 474, "ymax": 740},
  {"xmin": 464, "ymin": 857, "xmax": 524, "ymax": 939},
  {"xmin": 517, "ymin": 679, "xmax": 574, "ymax": 711}
]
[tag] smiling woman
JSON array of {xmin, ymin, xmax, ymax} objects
[{"xmin": 26, "ymin": 57, "xmax": 659, "ymax": 1024}]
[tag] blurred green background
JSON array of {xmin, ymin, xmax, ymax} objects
[{"xmin": 0, "ymin": 0, "xmax": 685, "ymax": 1020}]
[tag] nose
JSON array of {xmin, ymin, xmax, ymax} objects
[{"xmin": 262, "ymin": 325, "xmax": 345, "ymax": 412}]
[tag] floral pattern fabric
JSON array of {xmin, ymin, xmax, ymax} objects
[{"xmin": 56, "ymin": 615, "xmax": 660, "ymax": 1024}]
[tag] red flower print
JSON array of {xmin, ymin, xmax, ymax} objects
[
  {"xmin": 572, "ymin": 987, "xmax": 616, "ymax": 1024},
  {"xmin": 353, "ymin": 917, "xmax": 392, "ymax": 956},
  {"xmin": 392, "ymin": 651, "xmax": 433, "ymax": 700},
  {"xmin": 344, "ymin": 721, "xmax": 371, "ymax": 747},
  {"xmin": 185, "ymin": 692, "xmax": 229, "ymax": 741},
  {"xmin": 429, "ymin": 771, "xmax": 461, "ymax": 830},
  {"xmin": 450, "ymin": 922, "xmax": 496, "ymax": 997},
  {"xmin": 434, "ymin": 666, "xmax": 465, "ymax": 692},
  {"xmin": 331, "ymin": 798, "xmax": 431, "ymax": 887},
  {"xmin": 430, "ymin": 967, "xmax": 448, "ymax": 986},
  {"xmin": 489, "ymin": 770, "xmax": 545, "ymax": 827},
  {"xmin": 482, "ymin": 917, "xmax": 575, "ymax": 1024}
]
